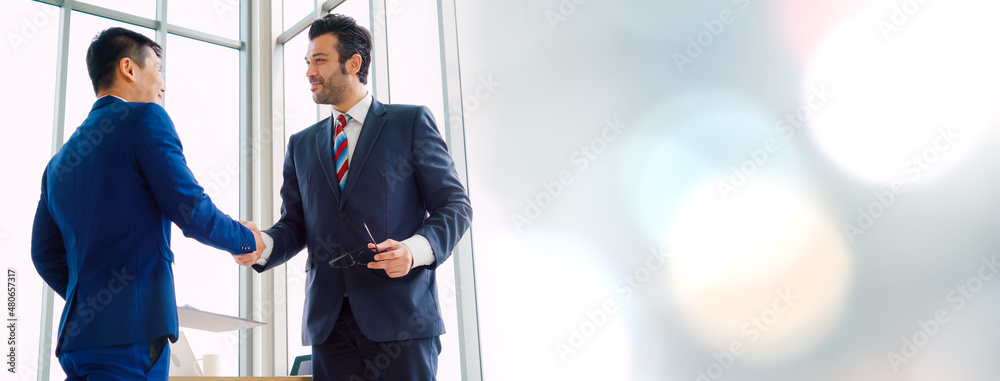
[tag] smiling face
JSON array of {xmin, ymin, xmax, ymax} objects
[{"xmin": 305, "ymin": 33, "xmax": 353, "ymax": 106}]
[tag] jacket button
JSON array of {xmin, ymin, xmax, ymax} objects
[{"xmin": 339, "ymin": 211, "xmax": 348, "ymax": 218}]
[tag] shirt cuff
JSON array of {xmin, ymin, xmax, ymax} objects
[
  {"xmin": 256, "ymin": 232, "xmax": 275, "ymax": 266},
  {"xmin": 402, "ymin": 234, "xmax": 434, "ymax": 269}
]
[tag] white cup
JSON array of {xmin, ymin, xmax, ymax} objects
[{"xmin": 194, "ymin": 354, "xmax": 223, "ymax": 376}]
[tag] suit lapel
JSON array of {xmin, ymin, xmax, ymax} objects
[
  {"xmin": 315, "ymin": 117, "xmax": 343, "ymax": 201},
  {"xmin": 341, "ymin": 99, "xmax": 387, "ymax": 207}
]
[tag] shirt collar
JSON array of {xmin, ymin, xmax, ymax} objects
[
  {"xmin": 98, "ymin": 94, "xmax": 128, "ymax": 102},
  {"xmin": 334, "ymin": 92, "xmax": 373, "ymax": 126}
]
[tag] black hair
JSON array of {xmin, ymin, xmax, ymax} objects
[
  {"xmin": 308, "ymin": 14, "xmax": 372, "ymax": 84},
  {"xmin": 86, "ymin": 27, "xmax": 162, "ymax": 95}
]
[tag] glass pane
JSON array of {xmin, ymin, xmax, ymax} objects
[
  {"xmin": 168, "ymin": 0, "xmax": 240, "ymax": 41},
  {"xmin": 64, "ymin": 12, "xmax": 155, "ymax": 142},
  {"xmin": 0, "ymin": 1, "xmax": 60, "ymax": 380},
  {"xmin": 78, "ymin": 0, "xmax": 155, "ymax": 19},
  {"xmin": 281, "ymin": 29, "xmax": 318, "ymax": 369},
  {"xmin": 283, "ymin": 0, "xmax": 314, "ymax": 32},
  {"xmin": 384, "ymin": 0, "xmax": 460, "ymax": 379},
  {"xmin": 165, "ymin": 33, "xmax": 242, "ymax": 376},
  {"xmin": 386, "ymin": 0, "xmax": 444, "ymax": 126}
]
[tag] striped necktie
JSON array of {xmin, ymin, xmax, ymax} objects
[{"xmin": 333, "ymin": 113, "xmax": 351, "ymax": 190}]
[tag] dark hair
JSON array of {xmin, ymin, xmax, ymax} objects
[
  {"xmin": 86, "ymin": 27, "xmax": 162, "ymax": 95},
  {"xmin": 308, "ymin": 14, "xmax": 372, "ymax": 84}
]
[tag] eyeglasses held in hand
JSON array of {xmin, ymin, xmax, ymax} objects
[
  {"xmin": 328, "ymin": 222, "xmax": 380, "ymax": 268},
  {"xmin": 328, "ymin": 246, "xmax": 377, "ymax": 268}
]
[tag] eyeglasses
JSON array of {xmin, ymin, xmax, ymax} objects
[
  {"xmin": 328, "ymin": 246, "xmax": 377, "ymax": 268},
  {"xmin": 328, "ymin": 222, "xmax": 380, "ymax": 269}
]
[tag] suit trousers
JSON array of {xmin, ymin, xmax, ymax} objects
[
  {"xmin": 59, "ymin": 336, "xmax": 170, "ymax": 381},
  {"xmin": 312, "ymin": 297, "xmax": 441, "ymax": 381}
]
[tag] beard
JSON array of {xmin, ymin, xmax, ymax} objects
[{"xmin": 312, "ymin": 62, "xmax": 350, "ymax": 105}]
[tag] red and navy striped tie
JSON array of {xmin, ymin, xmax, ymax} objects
[{"xmin": 333, "ymin": 113, "xmax": 351, "ymax": 190}]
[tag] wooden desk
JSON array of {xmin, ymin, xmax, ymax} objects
[{"xmin": 170, "ymin": 377, "xmax": 311, "ymax": 381}]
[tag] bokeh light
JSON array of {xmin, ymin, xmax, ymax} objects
[
  {"xmin": 804, "ymin": 0, "xmax": 1000, "ymax": 184},
  {"xmin": 666, "ymin": 181, "xmax": 852, "ymax": 363}
]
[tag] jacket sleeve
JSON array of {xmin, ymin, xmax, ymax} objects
[
  {"xmin": 410, "ymin": 106, "xmax": 473, "ymax": 269},
  {"xmin": 255, "ymin": 136, "xmax": 308, "ymax": 272},
  {"xmin": 133, "ymin": 103, "xmax": 255, "ymax": 254},
  {"xmin": 31, "ymin": 170, "xmax": 69, "ymax": 299}
]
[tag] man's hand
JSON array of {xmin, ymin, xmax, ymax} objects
[
  {"xmin": 234, "ymin": 220, "xmax": 264, "ymax": 266},
  {"xmin": 367, "ymin": 239, "xmax": 413, "ymax": 278}
]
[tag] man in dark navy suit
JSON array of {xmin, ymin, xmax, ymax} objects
[
  {"xmin": 240, "ymin": 14, "xmax": 472, "ymax": 381},
  {"xmin": 31, "ymin": 27, "xmax": 265, "ymax": 380}
]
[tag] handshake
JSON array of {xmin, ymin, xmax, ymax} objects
[
  {"xmin": 229, "ymin": 220, "xmax": 415, "ymax": 278},
  {"xmin": 233, "ymin": 220, "xmax": 266, "ymax": 267}
]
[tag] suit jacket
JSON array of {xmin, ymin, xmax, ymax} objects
[
  {"xmin": 31, "ymin": 96, "xmax": 256, "ymax": 355},
  {"xmin": 254, "ymin": 99, "xmax": 472, "ymax": 344}
]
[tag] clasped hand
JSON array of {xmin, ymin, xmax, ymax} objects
[
  {"xmin": 233, "ymin": 220, "xmax": 265, "ymax": 266},
  {"xmin": 231, "ymin": 221, "xmax": 412, "ymax": 278}
]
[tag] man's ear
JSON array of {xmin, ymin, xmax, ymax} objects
[
  {"xmin": 348, "ymin": 54, "xmax": 362, "ymax": 76},
  {"xmin": 118, "ymin": 57, "xmax": 136, "ymax": 83}
]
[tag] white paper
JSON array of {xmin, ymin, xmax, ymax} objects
[{"xmin": 177, "ymin": 304, "xmax": 266, "ymax": 332}]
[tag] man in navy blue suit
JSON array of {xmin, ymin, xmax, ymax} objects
[
  {"xmin": 240, "ymin": 14, "xmax": 472, "ymax": 381},
  {"xmin": 31, "ymin": 27, "xmax": 265, "ymax": 380}
]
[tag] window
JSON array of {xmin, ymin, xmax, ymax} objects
[
  {"xmin": 166, "ymin": 33, "xmax": 243, "ymax": 375},
  {"xmin": 18, "ymin": 0, "xmax": 251, "ymax": 378},
  {"xmin": 0, "ymin": 2, "xmax": 59, "ymax": 380},
  {"xmin": 168, "ymin": 0, "xmax": 240, "ymax": 41},
  {"xmin": 15, "ymin": 0, "xmax": 481, "ymax": 377},
  {"xmin": 78, "ymin": 0, "xmax": 155, "ymax": 19},
  {"xmin": 279, "ymin": 27, "xmax": 318, "ymax": 367},
  {"xmin": 282, "ymin": 0, "xmax": 314, "ymax": 31},
  {"xmin": 384, "ymin": 1, "xmax": 462, "ymax": 379}
]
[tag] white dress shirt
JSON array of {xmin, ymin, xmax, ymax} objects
[{"xmin": 257, "ymin": 93, "xmax": 435, "ymax": 269}]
